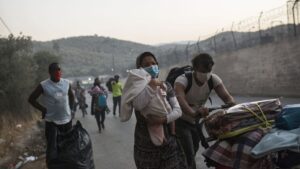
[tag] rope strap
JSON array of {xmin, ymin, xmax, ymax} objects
[{"xmin": 217, "ymin": 103, "xmax": 273, "ymax": 139}]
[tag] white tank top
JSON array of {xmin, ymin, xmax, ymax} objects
[{"xmin": 40, "ymin": 78, "xmax": 71, "ymax": 124}]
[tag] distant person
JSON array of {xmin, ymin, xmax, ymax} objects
[
  {"xmin": 28, "ymin": 62, "xmax": 75, "ymax": 166},
  {"xmin": 120, "ymin": 52, "xmax": 188, "ymax": 169},
  {"xmin": 78, "ymin": 88, "xmax": 88, "ymax": 117},
  {"xmin": 71, "ymin": 81, "xmax": 81, "ymax": 115},
  {"xmin": 75, "ymin": 81, "xmax": 82, "ymax": 102},
  {"xmin": 74, "ymin": 81, "xmax": 88, "ymax": 118},
  {"xmin": 89, "ymin": 78, "xmax": 108, "ymax": 133},
  {"xmin": 111, "ymin": 74, "xmax": 123, "ymax": 116}
]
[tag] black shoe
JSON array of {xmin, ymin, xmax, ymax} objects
[
  {"xmin": 99, "ymin": 129, "xmax": 101, "ymax": 133},
  {"xmin": 101, "ymin": 123, "xmax": 105, "ymax": 129}
]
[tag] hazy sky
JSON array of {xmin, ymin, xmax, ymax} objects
[{"xmin": 0, "ymin": 0, "xmax": 285, "ymax": 44}]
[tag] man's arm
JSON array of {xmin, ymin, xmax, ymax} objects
[
  {"xmin": 174, "ymin": 82, "xmax": 201, "ymax": 117},
  {"xmin": 28, "ymin": 84, "xmax": 46, "ymax": 118},
  {"xmin": 68, "ymin": 84, "xmax": 75, "ymax": 110},
  {"xmin": 214, "ymin": 83, "xmax": 236, "ymax": 106}
]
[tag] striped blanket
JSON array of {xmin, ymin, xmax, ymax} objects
[
  {"xmin": 202, "ymin": 129, "xmax": 274, "ymax": 169},
  {"xmin": 205, "ymin": 99, "xmax": 281, "ymax": 139},
  {"xmin": 201, "ymin": 99, "xmax": 281, "ymax": 169}
]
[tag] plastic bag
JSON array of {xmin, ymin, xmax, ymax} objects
[
  {"xmin": 47, "ymin": 121, "xmax": 95, "ymax": 169},
  {"xmin": 276, "ymin": 104, "xmax": 300, "ymax": 130}
]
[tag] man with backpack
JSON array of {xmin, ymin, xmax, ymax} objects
[{"xmin": 172, "ymin": 53, "xmax": 235, "ymax": 169}]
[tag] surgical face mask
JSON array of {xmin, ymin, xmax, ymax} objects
[
  {"xmin": 196, "ymin": 71, "xmax": 212, "ymax": 83},
  {"xmin": 144, "ymin": 65, "xmax": 159, "ymax": 78}
]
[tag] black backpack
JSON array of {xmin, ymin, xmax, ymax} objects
[
  {"xmin": 165, "ymin": 65, "xmax": 214, "ymax": 94},
  {"xmin": 106, "ymin": 78, "xmax": 114, "ymax": 92}
]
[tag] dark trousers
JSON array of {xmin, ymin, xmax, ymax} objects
[
  {"xmin": 175, "ymin": 119, "xmax": 200, "ymax": 169},
  {"xmin": 112, "ymin": 96, "xmax": 121, "ymax": 116},
  {"xmin": 94, "ymin": 109, "xmax": 105, "ymax": 131},
  {"xmin": 45, "ymin": 121, "xmax": 72, "ymax": 164}
]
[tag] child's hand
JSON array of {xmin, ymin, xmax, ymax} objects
[{"xmin": 148, "ymin": 79, "xmax": 161, "ymax": 89}]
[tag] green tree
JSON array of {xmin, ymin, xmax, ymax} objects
[{"xmin": 0, "ymin": 34, "xmax": 36, "ymax": 121}]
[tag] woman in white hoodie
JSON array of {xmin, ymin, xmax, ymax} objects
[{"xmin": 120, "ymin": 52, "xmax": 188, "ymax": 169}]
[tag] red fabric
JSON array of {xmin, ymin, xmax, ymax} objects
[{"xmin": 54, "ymin": 70, "xmax": 62, "ymax": 81}]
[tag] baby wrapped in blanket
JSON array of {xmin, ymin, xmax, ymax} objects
[{"xmin": 120, "ymin": 68, "xmax": 182, "ymax": 145}]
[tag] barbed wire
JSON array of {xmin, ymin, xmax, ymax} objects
[{"xmin": 181, "ymin": 1, "xmax": 300, "ymax": 56}]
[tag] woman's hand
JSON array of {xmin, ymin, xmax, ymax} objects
[{"xmin": 146, "ymin": 114, "xmax": 167, "ymax": 125}]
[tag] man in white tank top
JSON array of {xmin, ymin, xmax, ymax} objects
[
  {"xmin": 28, "ymin": 62, "xmax": 75, "ymax": 166},
  {"xmin": 174, "ymin": 53, "xmax": 236, "ymax": 169}
]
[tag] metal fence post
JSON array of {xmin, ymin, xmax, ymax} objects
[{"xmin": 258, "ymin": 11, "xmax": 264, "ymax": 42}]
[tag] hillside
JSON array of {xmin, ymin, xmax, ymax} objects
[
  {"xmin": 38, "ymin": 32, "xmax": 298, "ymax": 97},
  {"xmin": 33, "ymin": 36, "xmax": 160, "ymax": 77}
]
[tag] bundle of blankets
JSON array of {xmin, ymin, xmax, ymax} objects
[
  {"xmin": 205, "ymin": 99, "xmax": 281, "ymax": 139},
  {"xmin": 202, "ymin": 99, "xmax": 282, "ymax": 169}
]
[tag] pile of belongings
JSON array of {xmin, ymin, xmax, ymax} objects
[
  {"xmin": 204, "ymin": 99, "xmax": 281, "ymax": 140},
  {"xmin": 250, "ymin": 104, "xmax": 300, "ymax": 168}
]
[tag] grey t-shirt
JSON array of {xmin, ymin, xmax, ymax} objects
[{"xmin": 174, "ymin": 73, "xmax": 222, "ymax": 123}]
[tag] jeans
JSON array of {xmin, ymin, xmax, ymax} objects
[
  {"xmin": 45, "ymin": 121, "xmax": 72, "ymax": 164},
  {"xmin": 112, "ymin": 96, "xmax": 121, "ymax": 116},
  {"xmin": 94, "ymin": 108, "xmax": 106, "ymax": 132},
  {"xmin": 175, "ymin": 119, "xmax": 200, "ymax": 169}
]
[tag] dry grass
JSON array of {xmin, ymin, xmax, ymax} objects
[{"xmin": 0, "ymin": 113, "xmax": 46, "ymax": 169}]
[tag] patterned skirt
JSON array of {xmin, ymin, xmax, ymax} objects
[{"xmin": 134, "ymin": 122, "xmax": 188, "ymax": 169}]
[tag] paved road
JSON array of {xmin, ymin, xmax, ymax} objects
[{"xmin": 73, "ymin": 92, "xmax": 300, "ymax": 169}]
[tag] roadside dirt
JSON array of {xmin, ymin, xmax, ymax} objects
[{"xmin": 0, "ymin": 118, "xmax": 46, "ymax": 169}]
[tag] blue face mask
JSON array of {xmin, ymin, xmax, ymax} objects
[{"xmin": 144, "ymin": 65, "xmax": 159, "ymax": 78}]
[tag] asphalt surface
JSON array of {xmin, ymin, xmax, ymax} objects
[{"xmin": 73, "ymin": 92, "xmax": 300, "ymax": 169}]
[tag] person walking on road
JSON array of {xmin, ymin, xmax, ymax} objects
[
  {"xmin": 78, "ymin": 88, "xmax": 88, "ymax": 117},
  {"xmin": 74, "ymin": 81, "xmax": 88, "ymax": 118},
  {"xmin": 28, "ymin": 62, "xmax": 75, "ymax": 166},
  {"xmin": 89, "ymin": 78, "xmax": 108, "ymax": 133},
  {"xmin": 120, "ymin": 52, "xmax": 188, "ymax": 169},
  {"xmin": 111, "ymin": 74, "xmax": 122, "ymax": 116}
]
